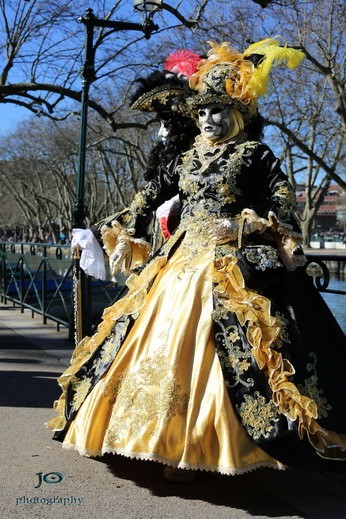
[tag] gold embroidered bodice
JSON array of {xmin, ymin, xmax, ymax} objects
[
  {"xmin": 113, "ymin": 135, "xmax": 299, "ymax": 244},
  {"xmin": 176, "ymin": 135, "xmax": 258, "ymax": 222}
]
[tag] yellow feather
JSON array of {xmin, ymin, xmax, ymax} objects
[
  {"xmin": 244, "ymin": 41, "xmax": 305, "ymax": 97},
  {"xmin": 188, "ymin": 37, "xmax": 305, "ymax": 108},
  {"xmin": 243, "ymin": 37, "xmax": 279, "ymax": 55}
]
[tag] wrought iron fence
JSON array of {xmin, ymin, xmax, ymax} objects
[
  {"xmin": 1, "ymin": 242, "xmax": 345, "ymax": 336},
  {"xmin": 0, "ymin": 241, "xmax": 123, "ymax": 335},
  {"xmin": 305, "ymin": 253, "xmax": 346, "ymax": 295}
]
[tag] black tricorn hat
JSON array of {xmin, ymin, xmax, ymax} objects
[{"xmin": 130, "ymin": 70, "xmax": 189, "ymax": 114}]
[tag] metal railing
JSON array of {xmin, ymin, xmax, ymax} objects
[
  {"xmin": 1, "ymin": 241, "xmax": 345, "ymax": 334},
  {"xmin": 305, "ymin": 253, "xmax": 346, "ymax": 295},
  {"xmin": 0, "ymin": 241, "xmax": 123, "ymax": 334}
]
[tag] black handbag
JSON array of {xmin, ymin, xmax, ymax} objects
[{"xmin": 236, "ymin": 217, "xmax": 284, "ymax": 285}]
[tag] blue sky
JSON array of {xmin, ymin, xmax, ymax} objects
[
  {"xmin": 0, "ymin": 103, "xmax": 31, "ymax": 136},
  {"xmin": 0, "ymin": 0, "xmax": 192, "ymax": 138}
]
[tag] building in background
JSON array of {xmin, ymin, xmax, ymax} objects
[
  {"xmin": 295, "ymin": 184, "xmax": 346, "ymax": 232},
  {"xmin": 295, "ymin": 184, "xmax": 346, "ymax": 248}
]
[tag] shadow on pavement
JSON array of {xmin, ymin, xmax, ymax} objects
[
  {"xmin": 0, "ymin": 369, "xmax": 61, "ymax": 408},
  {"xmin": 98, "ymin": 455, "xmax": 299, "ymax": 517},
  {"xmin": 0, "ymin": 358, "xmax": 42, "ymax": 363},
  {"xmin": 95, "ymin": 450, "xmax": 346, "ymax": 517},
  {"xmin": 0, "ymin": 326, "xmax": 73, "ymax": 350}
]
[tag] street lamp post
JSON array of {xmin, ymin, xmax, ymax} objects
[
  {"xmin": 134, "ymin": 0, "xmax": 198, "ymax": 28},
  {"xmin": 73, "ymin": 2, "xmax": 197, "ymax": 341},
  {"xmin": 73, "ymin": 7, "xmax": 159, "ymax": 230}
]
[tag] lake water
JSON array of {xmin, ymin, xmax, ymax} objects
[{"xmin": 320, "ymin": 275, "xmax": 346, "ymax": 333}]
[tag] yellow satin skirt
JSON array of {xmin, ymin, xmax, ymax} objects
[{"xmin": 63, "ymin": 240, "xmax": 283, "ymax": 474}]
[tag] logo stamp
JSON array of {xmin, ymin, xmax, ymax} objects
[{"xmin": 35, "ymin": 472, "xmax": 65, "ymax": 488}]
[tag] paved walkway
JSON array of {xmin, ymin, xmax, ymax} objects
[
  {"xmin": 305, "ymin": 248, "xmax": 346, "ymax": 256},
  {"xmin": 1, "ymin": 301, "xmax": 346, "ymax": 519}
]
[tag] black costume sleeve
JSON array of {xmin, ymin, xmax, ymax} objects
[
  {"xmin": 96, "ymin": 157, "xmax": 180, "ymax": 270},
  {"xmin": 93, "ymin": 157, "xmax": 179, "ymax": 243},
  {"xmin": 251, "ymin": 143, "xmax": 301, "ymax": 236},
  {"xmin": 242, "ymin": 143, "xmax": 305, "ymax": 270}
]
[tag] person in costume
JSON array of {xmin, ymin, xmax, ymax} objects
[
  {"xmin": 47, "ymin": 38, "xmax": 346, "ymax": 482},
  {"xmin": 71, "ymin": 50, "xmax": 201, "ymax": 279},
  {"xmin": 128, "ymin": 49, "xmax": 202, "ymax": 247}
]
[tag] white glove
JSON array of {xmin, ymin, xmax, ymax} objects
[
  {"xmin": 71, "ymin": 228, "xmax": 106, "ymax": 280},
  {"xmin": 208, "ymin": 219, "xmax": 238, "ymax": 244},
  {"xmin": 243, "ymin": 220, "xmax": 266, "ymax": 235},
  {"xmin": 109, "ymin": 236, "xmax": 132, "ymax": 275}
]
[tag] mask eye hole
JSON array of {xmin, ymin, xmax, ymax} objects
[{"xmin": 210, "ymin": 107, "xmax": 222, "ymax": 115}]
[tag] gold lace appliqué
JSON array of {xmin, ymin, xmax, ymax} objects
[
  {"xmin": 122, "ymin": 212, "xmax": 135, "ymax": 225},
  {"xmin": 179, "ymin": 211, "xmax": 218, "ymax": 259},
  {"xmin": 130, "ymin": 181, "xmax": 159, "ymax": 216},
  {"xmin": 177, "ymin": 139, "xmax": 258, "ymax": 207},
  {"xmin": 70, "ymin": 376, "xmax": 93, "ymax": 414},
  {"xmin": 272, "ymin": 181, "xmax": 296, "ymax": 222},
  {"xmin": 298, "ymin": 352, "xmax": 332, "ymax": 419},
  {"xmin": 103, "ymin": 345, "xmax": 189, "ymax": 446},
  {"xmin": 273, "ymin": 312, "xmax": 291, "ymax": 349},
  {"xmin": 237, "ymin": 391, "xmax": 280, "ymax": 440},
  {"xmin": 93, "ymin": 333, "xmax": 122, "ymax": 376},
  {"xmin": 212, "ymin": 309, "xmax": 253, "ymax": 388}
]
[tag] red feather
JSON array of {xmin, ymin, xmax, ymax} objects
[{"xmin": 164, "ymin": 50, "xmax": 201, "ymax": 78}]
